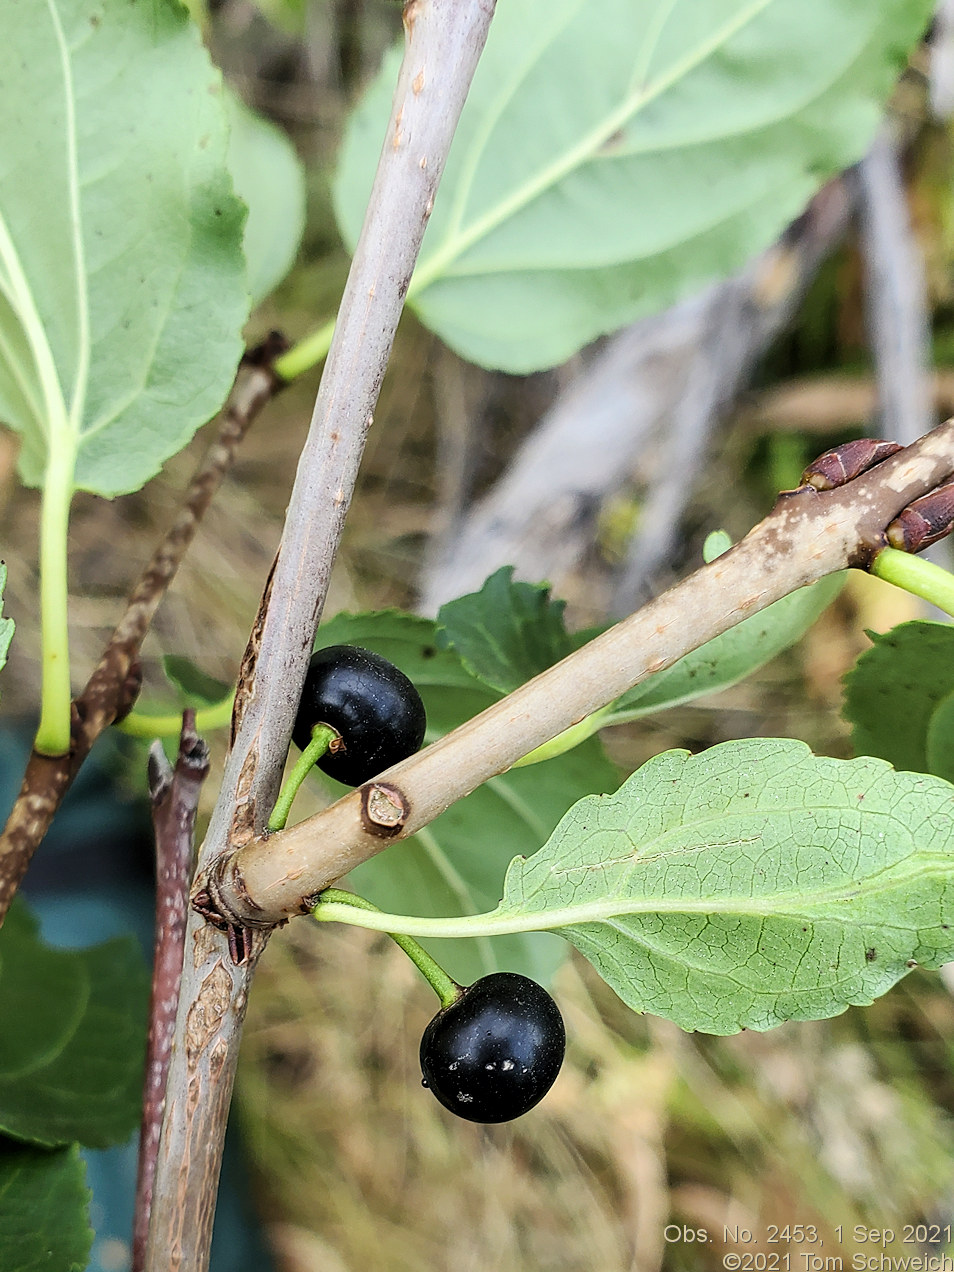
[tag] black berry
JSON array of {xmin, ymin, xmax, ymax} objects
[
  {"xmin": 292, "ymin": 644, "xmax": 426, "ymax": 787},
  {"xmin": 419, "ymin": 972, "xmax": 565, "ymax": 1123}
]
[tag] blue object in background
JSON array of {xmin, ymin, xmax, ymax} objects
[{"xmin": 1, "ymin": 724, "xmax": 272, "ymax": 1272}]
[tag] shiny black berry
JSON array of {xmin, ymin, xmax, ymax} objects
[
  {"xmin": 420, "ymin": 972, "xmax": 565, "ymax": 1123},
  {"xmin": 292, "ymin": 644, "xmax": 426, "ymax": 787}
]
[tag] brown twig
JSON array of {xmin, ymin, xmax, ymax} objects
[
  {"xmin": 133, "ymin": 712, "xmax": 210, "ymax": 1272},
  {"xmin": 0, "ymin": 359, "xmax": 279, "ymax": 924},
  {"xmin": 205, "ymin": 419, "xmax": 954, "ymax": 928},
  {"xmin": 145, "ymin": 6, "xmax": 497, "ymax": 1269}
]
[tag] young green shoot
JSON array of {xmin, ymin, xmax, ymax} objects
[
  {"xmin": 117, "ymin": 693, "xmax": 237, "ymax": 741},
  {"xmin": 35, "ymin": 443, "xmax": 75, "ymax": 756},
  {"xmin": 870, "ymin": 547, "xmax": 954, "ymax": 619},
  {"xmin": 272, "ymin": 318, "xmax": 335, "ymax": 383}
]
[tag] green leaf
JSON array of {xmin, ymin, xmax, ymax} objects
[
  {"xmin": 0, "ymin": 1139, "xmax": 92, "ymax": 1272},
  {"xmin": 353, "ymin": 737, "xmax": 618, "ymax": 986},
  {"xmin": 926, "ymin": 692, "xmax": 954, "ymax": 785},
  {"xmin": 327, "ymin": 566, "xmax": 838, "ymax": 779},
  {"xmin": 0, "ymin": 0, "xmax": 248, "ymax": 498},
  {"xmin": 316, "ymin": 609, "xmax": 487, "ymax": 700},
  {"xmin": 496, "ymin": 740, "xmax": 954, "ymax": 1032},
  {"xmin": 162, "ymin": 654, "xmax": 232, "ymax": 709},
  {"xmin": 503, "ymin": 569, "xmax": 839, "ymax": 763},
  {"xmin": 703, "ymin": 530, "xmax": 734, "ymax": 561},
  {"xmin": 251, "ymin": 0, "xmax": 306, "ymax": 36},
  {"xmin": 435, "ymin": 564, "xmax": 840, "ymax": 716},
  {"xmin": 0, "ymin": 899, "xmax": 148, "ymax": 1148},
  {"xmin": 315, "ymin": 609, "xmax": 619, "ymax": 984},
  {"xmin": 843, "ymin": 622, "xmax": 954, "ymax": 776},
  {"xmin": 335, "ymin": 0, "xmax": 932, "ymax": 372},
  {"xmin": 436, "ymin": 566, "xmax": 573, "ymax": 694},
  {"xmin": 606, "ymin": 573, "xmax": 844, "ymax": 720},
  {"xmin": 0, "ymin": 562, "xmax": 13, "ymax": 683},
  {"xmin": 320, "ymin": 740, "xmax": 954, "ymax": 1034},
  {"xmin": 225, "ymin": 90, "xmax": 306, "ymax": 306}
]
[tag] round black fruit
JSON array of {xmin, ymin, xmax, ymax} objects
[
  {"xmin": 292, "ymin": 644, "xmax": 426, "ymax": 787},
  {"xmin": 420, "ymin": 971, "xmax": 565, "ymax": 1123}
]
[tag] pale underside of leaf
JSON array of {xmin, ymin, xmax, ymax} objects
[
  {"xmin": 335, "ymin": 0, "xmax": 932, "ymax": 371},
  {"xmin": 499, "ymin": 740, "xmax": 954, "ymax": 1032},
  {"xmin": 225, "ymin": 89, "xmax": 306, "ymax": 306},
  {"xmin": 323, "ymin": 739, "xmax": 954, "ymax": 1035},
  {"xmin": 0, "ymin": 0, "xmax": 248, "ymax": 498}
]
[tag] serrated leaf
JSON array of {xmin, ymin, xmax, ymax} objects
[
  {"xmin": 436, "ymin": 566, "xmax": 573, "ymax": 694},
  {"xmin": 0, "ymin": 899, "xmax": 148, "ymax": 1148},
  {"xmin": 0, "ymin": 562, "xmax": 13, "ymax": 684},
  {"xmin": 0, "ymin": 1139, "xmax": 92, "ymax": 1272},
  {"xmin": 315, "ymin": 609, "xmax": 488, "ymax": 701},
  {"xmin": 0, "ymin": 0, "xmax": 248, "ymax": 498},
  {"xmin": 314, "ymin": 609, "xmax": 618, "ymax": 983},
  {"xmin": 334, "ymin": 0, "xmax": 932, "ymax": 372},
  {"xmin": 606, "ymin": 573, "xmax": 844, "ymax": 720},
  {"xmin": 843, "ymin": 621, "xmax": 954, "ymax": 776},
  {"xmin": 435, "ymin": 565, "xmax": 840, "ymax": 729},
  {"xmin": 485, "ymin": 739, "xmax": 954, "ymax": 1033},
  {"xmin": 162, "ymin": 654, "xmax": 232, "ymax": 709},
  {"xmin": 226, "ymin": 90, "xmax": 306, "ymax": 306}
]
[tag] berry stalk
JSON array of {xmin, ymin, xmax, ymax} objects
[
  {"xmin": 315, "ymin": 888, "xmax": 461, "ymax": 1008},
  {"xmin": 267, "ymin": 723, "xmax": 339, "ymax": 832}
]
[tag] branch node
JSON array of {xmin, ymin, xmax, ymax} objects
[
  {"xmin": 801, "ymin": 438, "xmax": 903, "ymax": 490},
  {"xmin": 886, "ymin": 478, "xmax": 954, "ymax": 552},
  {"xmin": 361, "ymin": 782, "xmax": 410, "ymax": 838}
]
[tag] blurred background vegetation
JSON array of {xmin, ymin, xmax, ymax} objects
[{"xmin": 4, "ymin": 1, "xmax": 954, "ymax": 1268}]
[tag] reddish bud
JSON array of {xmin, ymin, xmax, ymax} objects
[
  {"xmin": 885, "ymin": 480, "xmax": 954, "ymax": 553},
  {"xmin": 801, "ymin": 439, "xmax": 902, "ymax": 491}
]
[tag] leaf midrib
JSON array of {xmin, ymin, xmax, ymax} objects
[
  {"xmin": 410, "ymin": 0, "xmax": 774, "ymax": 293},
  {"xmin": 501, "ymin": 854, "xmax": 954, "ymax": 935},
  {"xmin": 317, "ymin": 846, "xmax": 951, "ymax": 940},
  {"xmin": 0, "ymin": 0, "xmax": 89, "ymax": 467},
  {"xmin": 50, "ymin": 0, "xmax": 90, "ymax": 445}
]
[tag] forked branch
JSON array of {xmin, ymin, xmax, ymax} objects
[
  {"xmin": 144, "ymin": 4, "xmax": 498, "ymax": 1269},
  {"xmin": 206, "ymin": 420, "xmax": 954, "ymax": 927}
]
